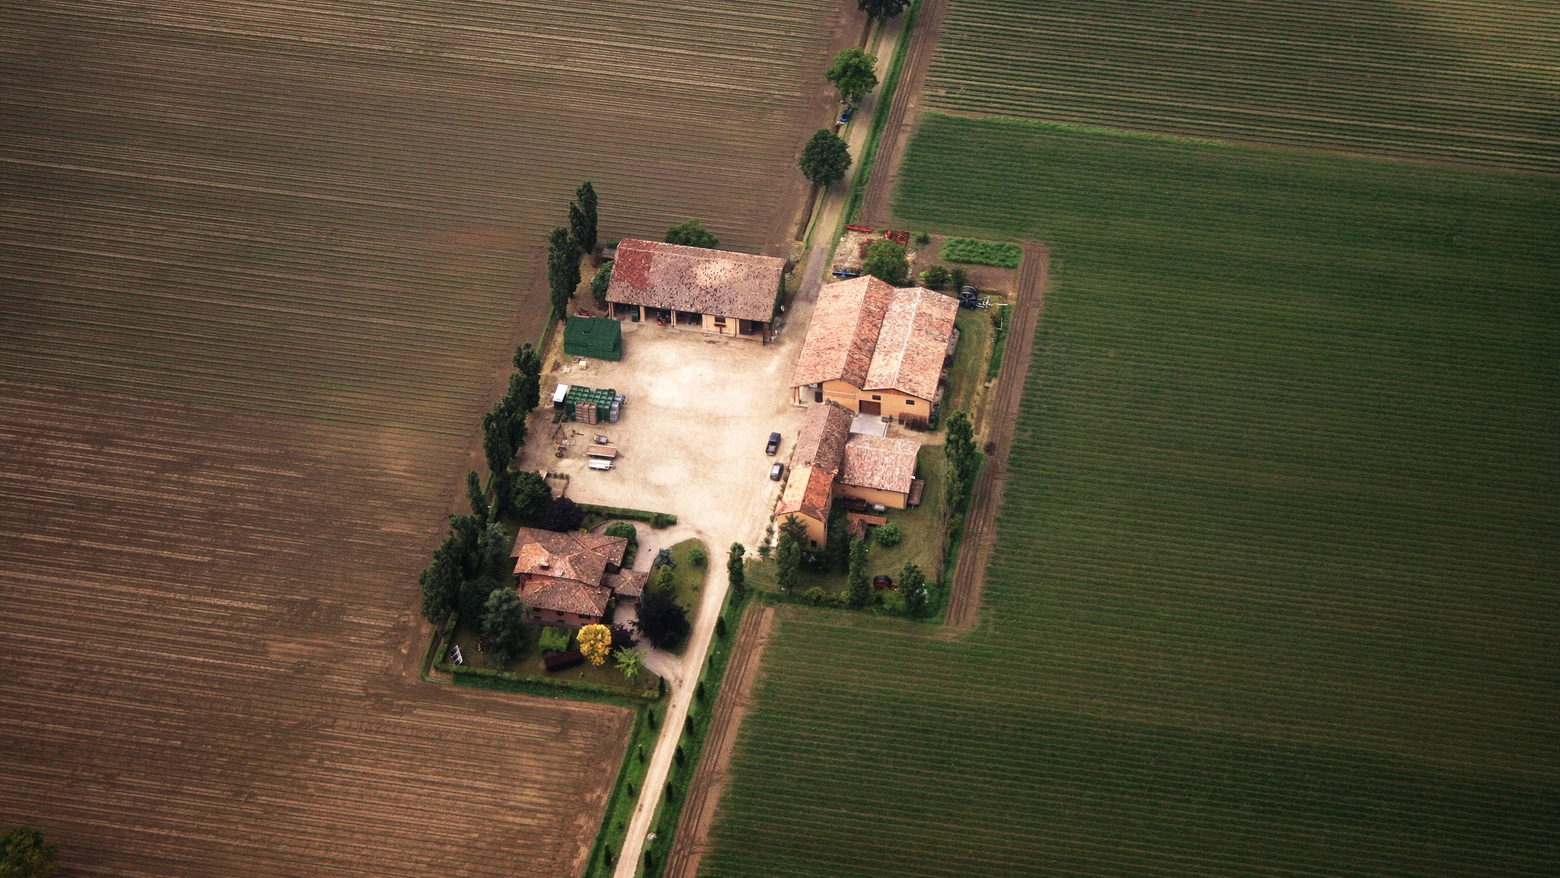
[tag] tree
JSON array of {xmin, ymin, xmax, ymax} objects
[
  {"xmin": 610, "ymin": 623, "xmax": 637, "ymax": 651},
  {"xmin": 919, "ymin": 264, "xmax": 950, "ymax": 289},
  {"xmin": 949, "ymin": 266, "xmax": 969, "ymax": 291},
  {"xmin": 846, "ymin": 535, "xmax": 872, "ymax": 607},
  {"xmin": 542, "ymin": 496, "xmax": 583, "ymax": 532},
  {"xmin": 465, "ymin": 470, "xmax": 488, "ymax": 522},
  {"xmin": 826, "ymin": 48, "xmax": 878, "ymax": 104},
  {"xmin": 799, "ymin": 129, "xmax": 852, "ymax": 187},
  {"xmin": 482, "ymin": 405, "xmax": 520, "ymax": 475},
  {"xmin": 664, "ymin": 219, "xmax": 719, "ymax": 249},
  {"xmin": 0, "ymin": 827, "xmax": 58, "ymax": 878},
  {"xmin": 634, "ymin": 589, "xmax": 690, "ymax": 649},
  {"xmin": 512, "ymin": 341, "xmax": 543, "ymax": 386},
  {"xmin": 776, "ymin": 515, "xmax": 806, "ymax": 595},
  {"xmin": 824, "ymin": 507, "xmax": 851, "ymax": 573},
  {"xmin": 547, "ymin": 226, "xmax": 582, "ymax": 320},
  {"xmin": 944, "ymin": 410, "xmax": 976, "ymax": 495},
  {"xmin": 480, "ymin": 520, "xmax": 510, "ymax": 572},
  {"xmin": 727, "ymin": 542, "xmax": 746, "ymax": 600},
  {"xmin": 590, "ymin": 261, "xmax": 613, "ymax": 301},
  {"xmin": 614, "ymin": 646, "xmax": 647, "ymax": 682},
  {"xmin": 899, "ymin": 562, "xmax": 928, "ymax": 617},
  {"xmin": 861, "ymin": 239, "xmax": 908, "ymax": 284},
  {"xmin": 578, "ymin": 623, "xmax": 612, "ymax": 666},
  {"xmin": 457, "ymin": 576, "xmax": 502, "ymax": 625},
  {"xmin": 480, "ymin": 588, "xmax": 528, "ymax": 663},
  {"xmin": 418, "ymin": 533, "xmax": 464, "ymax": 622},
  {"xmin": 510, "ymin": 470, "xmax": 551, "ymax": 520},
  {"xmin": 687, "ymin": 544, "xmax": 707, "ymax": 567},
  {"xmin": 449, "ymin": 513, "xmax": 483, "ymax": 577},
  {"xmin": 570, "ymin": 181, "xmax": 598, "ymax": 254},
  {"xmin": 859, "ymin": 0, "xmax": 911, "ymax": 20}
]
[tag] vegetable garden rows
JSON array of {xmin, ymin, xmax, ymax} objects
[
  {"xmin": 701, "ymin": 116, "xmax": 1559, "ymax": 875},
  {"xmin": 0, "ymin": 0, "xmax": 855, "ymax": 873},
  {"xmin": 923, "ymin": 0, "xmax": 1560, "ymax": 173}
]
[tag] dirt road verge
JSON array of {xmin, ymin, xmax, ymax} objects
[
  {"xmin": 856, "ymin": 0, "xmax": 950, "ymax": 227},
  {"xmin": 945, "ymin": 242, "xmax": 1048, "ymax": 631},
  {"xmin": 659, "ymin": 604, "xmax": 775, "ymax": 878}
]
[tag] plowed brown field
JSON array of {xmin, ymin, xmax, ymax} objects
[{"xmin": 0, "ymin": 0, "xmax": 859, "ymax": 874}]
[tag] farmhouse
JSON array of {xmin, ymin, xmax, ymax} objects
[
  {"xmin": 605, "ymin": 238, "xmax": 784, "ymax": 340},
  {"xmin": 509, "ymin": 528, "xmax": 648, "ymax": 628},
  {"xmin": 775, "ymin": 401, "xmax": 921, "ymax": 548},
  {"xmin": 791, "ymin": 276, "xmax": 959, "ymax": 427}
]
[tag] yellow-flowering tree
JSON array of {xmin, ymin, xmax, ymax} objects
[{"xmin": 578, "ymin": 624, "xmax": 612, "ymax": 667}]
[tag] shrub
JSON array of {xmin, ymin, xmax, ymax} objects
[
  {"xmin": 876, "ymin": 522, "xmax": 902, "ymax": 547},
  {"xmin": 605, "ymin": 520, "xmax": 638, "ymax": 550},
  {"xmin": 652, "ymin": 512, "xmax": 676, "ymax": 528},
  {"xmin": 538, "ymin": 626, "xmax": 572, "ymax": 654},
  {"xmin": 803, "ymin": 586, "xmax": 829, "ymax": 606},
  {"xmin": 919, "ymin": 264, "xmax": 950, "ymax": 289},
  {"xmin": 590, "ymin": 261, "xmax": 612, "ymax": 300},
  {"xmin": 914, "ymin": 230, "xmax": 931, "ymax": 247},
  {"xmin": 688, "ymin": 544, "xmax": 707, "ymax": 567},
  {"xmin": 949, "ymin": 266, "xmax": 968, "ymax": 290}
]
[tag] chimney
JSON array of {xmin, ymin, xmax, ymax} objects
[{"xmin": 538, "ymin": 560, "xmax": 550, "ymax": 570}]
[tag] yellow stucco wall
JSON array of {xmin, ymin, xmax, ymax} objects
[
  {"xmin": 815, "ymin": 380, "xmax": 930, "ymax": 418},
  {"xmin": 835, "ymin": 483, "xmax": 908, "ymax": 510},
  {"xmin": 779, "ymin": 512, "xmax": 828, "ymax": 549}
]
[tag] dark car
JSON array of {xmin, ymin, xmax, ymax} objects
[
  {"xmin": 766, "ymin": 432, "xmax": 782, "ymax": 455},
  {"xmin": 770, "ymin": 462, "xmax": 785, "ymax": 481},
  {"xmin": 839, "ymin": 105, "xmax": 854, "ymax": 124}
]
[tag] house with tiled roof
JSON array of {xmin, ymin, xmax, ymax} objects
[
  {"xmin": 775, "ymin": 401, "xmax": 921, "ymax": 547},
  {"xmin": 508, "ymin": 528, "xmax": 648, "ymax": 628},
  {"xmin": 790, "ymin": 277, "xmax": 958, "ymax": 427},
  {"xmin": 605, "ymin": 238, "xmax": 784, "ymax": 340}
]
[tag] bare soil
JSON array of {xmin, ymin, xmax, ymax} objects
[
  {"xmin": 660, "ymin": 605, "xmax": 776, "ymax": 878},
  {"xmin": 0, "ymin": 381, "xmax": 631, "ymax": 877}
]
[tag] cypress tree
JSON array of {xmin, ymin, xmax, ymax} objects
[
  {"xmin": 547, "ymin": 226, "xmax": 582, "ymax": 321},
  {"xmin": 570, "ymin": 181, "xmax": 598, "ymax": 253}
]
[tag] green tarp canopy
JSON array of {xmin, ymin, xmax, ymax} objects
[{"xmin": 563, "ymin": 316, "xmax": 622, "ymax": 361}]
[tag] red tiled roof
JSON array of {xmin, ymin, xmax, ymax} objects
[
  {"xmin": 776, "ymin": 463, "xmax": 835, "ymax": 524},
  {"xmin": 792, "ymin": 400, "xmax": 854, "ymax": 475},
  {"xmin": 604, "ymin": 238, "xmax": 784, "ymax": 323},
  {"xmin": 864, "ymin": 287, "xmax": 959, "ymax": 401},
  {"xmin": 602, "ymin": 569, "xmax": 648, "ymax": 599},
  {"xmin": 510, "ymin": 528, "xmax": 627, "ymax": 587},
  {"xmin": 840, "ymin": 434, "xmax": 920, "ymax": 495},
  {"xmin": 790, "ymin": 276, "xmax": 896, "ymax": 389},
  {"xmin": 518, "ymin": 578, "xmax": 611, "ymax": 619}
]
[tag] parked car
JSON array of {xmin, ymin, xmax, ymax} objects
[
  {"xmin": 770, "ymin": 462, "xmax": 785, "ymax": 481},
  {"xmin": 766, "ymin": 431, "xmax": 782, "ymax": 455},
  {"xmin": 839, "ymin": 105, "xmax": 854, "ymax": 124}
]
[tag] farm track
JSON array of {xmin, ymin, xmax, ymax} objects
[
  {"xmin": 855, "ymin": 0, "xmax": 947, "ymax": 228},
  {"xmin": 0, "ymin": 380, "xmax": 632, "ymax": 877},
  {"xmin": 923, "ymin": 0, "xmax": 1560, "ymax": 173},
  {"xmin": 944, "ymin": 242, "xmax": 1046, "ymax": 631},
  {"xmin": 659, "ymin": 604, "xmax": 774, "ymax": 878},
  {"xmin": 0, "ymin": 1, "xmax": 860, "ymax": 873}
]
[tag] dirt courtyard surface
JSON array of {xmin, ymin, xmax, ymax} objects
[
  {"xmin": 522, "ymin": 325, "xmax": 810, "ymax": 544},
  {"xmin": 0, "ymin": 381, "xmax": 631, "ymax": 877}
]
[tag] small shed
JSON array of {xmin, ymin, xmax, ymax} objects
[{"xmin": 564, "ymin": 316, "xmax": 623, "ymax": 361}]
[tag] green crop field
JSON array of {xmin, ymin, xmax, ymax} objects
[
  {"xmin": 699, "ymin": 116, "xmax": 1560, "ymax": 876},
  {"xmin": 925, "ymin": 0, "xmax": 1560, "ymax": 173}
]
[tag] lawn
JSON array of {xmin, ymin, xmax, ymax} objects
[
  {"xmin": 699, "ymin": 116, "xmax": 1560, "ymax": 876},
  {"xmin": 941, "ymin": 308, "xmax": 994, "ymax": 421}
]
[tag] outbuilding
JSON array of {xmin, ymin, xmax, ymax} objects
[{"xmin": 604, "ymin": 238, "xmax": 783, "ymax": 340}]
